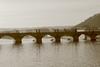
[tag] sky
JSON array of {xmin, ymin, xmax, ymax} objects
[{"xmin": 0, "ymin": 0, "xmax": 100, "ymax": 28}]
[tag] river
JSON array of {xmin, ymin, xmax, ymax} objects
[{"xmin": 0, "ymin": 38, "xmax": 100, "ymax": 67}]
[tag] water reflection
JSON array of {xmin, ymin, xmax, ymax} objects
[{"xmin": 0, "ymin": 39, "xmax": 100, "ymax": 67}]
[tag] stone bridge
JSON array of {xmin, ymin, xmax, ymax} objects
[{"xmin": 0, "ymin": 29, "xmax": 100, "ymax": 44}]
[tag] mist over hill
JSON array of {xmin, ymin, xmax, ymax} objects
[{"xmin": 0, "ymin": 26, "xmax": 73, "ymax": 32}]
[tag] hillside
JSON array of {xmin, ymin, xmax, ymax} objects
[{"xmin": 75, "ymin": 13, "xmax": 100, "ymax": 29}]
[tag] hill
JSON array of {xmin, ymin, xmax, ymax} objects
[{"xmin": 75, "ymin": 13, "xmax": 100, "ymax": 29}]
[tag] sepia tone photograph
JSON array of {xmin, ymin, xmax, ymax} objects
[{"xmin": 0, "ymin": 0, "xmax": 100, "ymax": 67}]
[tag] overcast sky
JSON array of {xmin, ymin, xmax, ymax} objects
[{"xmin": 0, "ymin": 0, "xmax": 100, "ymax": 28}]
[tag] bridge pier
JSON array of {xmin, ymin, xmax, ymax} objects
[
  {"xmin": 73, "ymin": 38, "xmax": 79, "ymax": 42},
  {"xmin": 91, "ymin": 38, "xmax": 96, "ymax": 41},
  {"xmin": 73, "ymin": 29, "xmax": 79, "ymax": 42},
  {"xmin": 35, "ymin": 30, "xmax": 43, "ymax": 44},
  {"xmin": 15, "ymin": 39, "xmax": 22, "ymax": 44},
  {"xmin": 36, "ymin": 38, "xmax": 42, "ymax": 44},
  {"xmin": 55, "ymin": 37, "xmax": 61, "ymax": 43},
  {"xmin": 54, "ymin": 29, "xmax": 61, "ymax": 43},
  {"xmin": 90, "ymin": 35, "xmax": 96, "ymax": 42},
  {"xmin": 73, "ymin": 35, "xmax": 79, "ymax": 42}
]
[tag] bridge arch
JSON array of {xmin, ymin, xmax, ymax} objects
[
  {"xmin": 60, "ymin": 35, "xmax": 73, "ymax": 43},
  {"xmin": 78, "ymin": 34, "xmax": 91, "ymax": 41},
  {"xmin": 96, "ymin": 35, "xmax": 100, "ymax": 41},
  {"xmin": 0, "ymin": 35, "xmax": 16, "ymax": 44},
  {"xmin": 42, "ymin": 34, "xmax": 55, "ymax": 43},
  {"xmin": 0, "ymin": 35, "xmax": 15, "ymax": 39},
  {"xmin": 21, "ymin": 35, "xmax": 36, "ymax": 44}
]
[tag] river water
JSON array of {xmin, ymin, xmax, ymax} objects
[{"xmin": 0, "ymin": 38, "xmax": 100, "ymax": 67}]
